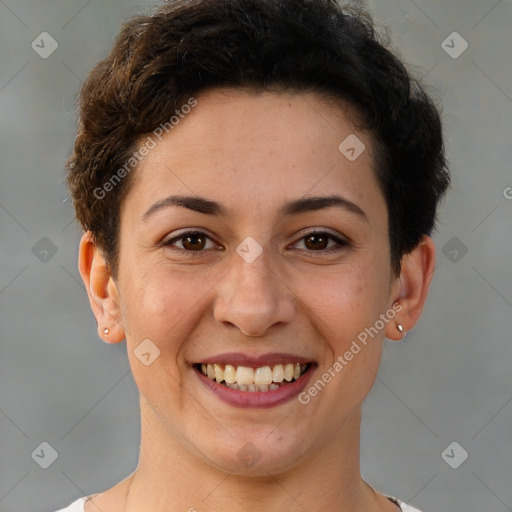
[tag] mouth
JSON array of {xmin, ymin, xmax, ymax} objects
[
  {"xmin": 192, "ymin": 357, "xmax": 316, "ymax": 408},
  {"xmin": 194, "ymin": 362, "xmax": 310, "ymax": 392}
]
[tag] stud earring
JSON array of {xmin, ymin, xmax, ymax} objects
[
  {"xmin": 103, "ymin": 327, "xmax": 110, "ymax": 336},
  {"xmin": 396, "ymin": 323, "xmax": 404, "ymax": 334}
]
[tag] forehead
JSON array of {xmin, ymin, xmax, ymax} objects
[
  {"xmin": 125, "ymin": 87, "xmax": 385, "ymax": 223},
  {"xmin": 157, "ymin": 88, "xmax": 367, "ymax": 159}
]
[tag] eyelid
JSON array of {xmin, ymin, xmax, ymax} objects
[
  {"xmin": 163, "ymin": 228, "xmax": 349, "ymax": 255},
  {"xmin": 163, "ymin": 229, "xmax": 221, "ymax": 251},
  {"xmin": 290, "ymin": 229, "xmax": 350, "ymax": 251}
]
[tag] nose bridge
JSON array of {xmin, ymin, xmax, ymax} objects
[
  {"xmin": 236, "ymin": 248, "xmax": 275, "ymax": 299},
  {"xmin": 214, "ymin": 243, "xmax": 294, "ymax": 337}
]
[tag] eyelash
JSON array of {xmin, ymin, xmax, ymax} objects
[{"xmin": 163, "ymin": 230, "xmax": 350, "ymax": 255}]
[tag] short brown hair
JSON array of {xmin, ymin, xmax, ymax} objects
[{"xmin": 66, "ymin": 0, "xmax": 450, "ymax": 277}]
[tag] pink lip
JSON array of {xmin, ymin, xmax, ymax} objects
[
  {"xmin": 194, "ymin": 363, "xmax": 317, "ymax": 408},
  {"xmin": 195, "ymin": 352, "xmax": 314, "ymax": 367}
]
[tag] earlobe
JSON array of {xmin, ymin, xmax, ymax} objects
[
  {"xmin": 78, "ymin": 232, "xmax": 125, "ymax": 343},
  {"xmin": 385, "ymin": 235, "xmax": 436, "ymax": 342}
]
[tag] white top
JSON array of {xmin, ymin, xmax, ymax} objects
[{"xmin": 54, "ymin": 495, "xmax": 423, "ymax": 511}]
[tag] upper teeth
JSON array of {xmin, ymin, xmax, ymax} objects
[{"xmin": 201, "ymin": 363, "xmax": 307, "ymax": 386}]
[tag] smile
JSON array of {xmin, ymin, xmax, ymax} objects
[
  {"xmin": 196, "ymin": 363, "xmax": 309, "ymax": 391},
  {"xmin": 192, "ymin": 353, "xmax": 316, "ymax": 408}
]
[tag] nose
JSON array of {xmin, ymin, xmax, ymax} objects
[{"xmin": 213, "ymin": 248, "xmax": 295, "ymax": 338}]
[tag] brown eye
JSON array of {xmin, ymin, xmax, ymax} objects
[
  {"xmin": 181, "ymin": 233, "xmax": 206, "ymax": 251},
  {"xmin": 294, "ymin": 231, "xmax": 349, "ymax": 252},
  {"xmin": 304, "ymin": 233, "xmax": 329, "ymax": 250},
  {"xmin": 165, "ymin": 231, "xmax": 218, "ymax": 252}
]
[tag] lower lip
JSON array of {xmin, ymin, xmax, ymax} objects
[{"xmin": 194, "ymin": 365, "xmax": 316, "ymax": 408}]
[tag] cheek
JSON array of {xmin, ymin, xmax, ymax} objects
[
  {"xmin": 117, "ymin": 265, "xmax": 207, "ymax": 409},
  {"xmin": 118, "ymin": 261, "xmax": 221, "ymax": 352},
  {"xmin": 298, "ymin": 260, "xmax": 389, "ymax": 354}
]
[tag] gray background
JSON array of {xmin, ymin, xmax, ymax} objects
[{"xmin": 0, "ymin": 1, "xmax": 511, "ymax": 511}]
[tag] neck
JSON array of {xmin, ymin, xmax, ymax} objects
[{"xmin": 122, "ymin": 401, "xmax": 389, "ymax": 512}]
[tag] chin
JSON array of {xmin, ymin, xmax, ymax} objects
[{"xmin": 189, "ymin": 427, "xmax": 311, "ymax": 477}]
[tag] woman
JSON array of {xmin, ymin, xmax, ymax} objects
[{"xmin": 56, "ymin": 0, "xmax": 450, "ymax": 510}]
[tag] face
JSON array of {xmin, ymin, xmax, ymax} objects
[{"xmin": 111, "ymin": 88, "xmax": 400, "ymax": 475}]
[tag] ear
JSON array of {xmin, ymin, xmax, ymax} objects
[
  {"xmin": 385, "ymin": 235, "xmax": 436, "ymax": 341},
  {"xmin": 78, "ymin": 231, "xmax": 125, "ymax": 343}
]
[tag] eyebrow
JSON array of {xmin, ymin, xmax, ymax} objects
[{"xmin": 142, "ymin": 194, "xmax": 367, "ymax": 222}]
